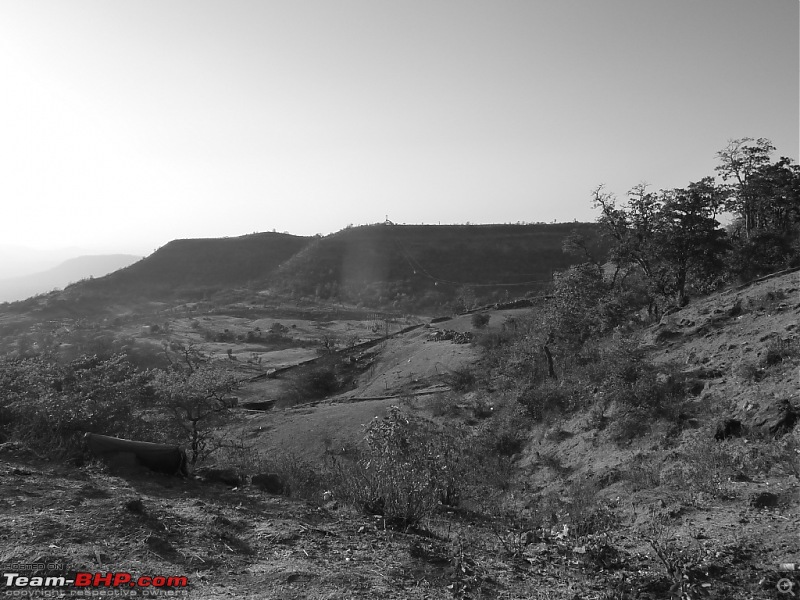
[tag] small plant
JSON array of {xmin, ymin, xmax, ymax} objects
[
  {"xmin": 471, "ymin": 398, "xmax": 494, "ymax": 420},
  {"xmin": 480, "ymin": 403, "xmax": 529, "ymax": 458},
  {"xmin": 608, "ymin": 407, "xmax": 651, "ymax": 444},
  {"xmin": 447, "ymin": 367, "xmax": 476, "ymax": 392},
  {"xmin": 517, "ymin": 382, "xmax": 574, "ymax": 421},
  {"xmin": 734, "ymin": 358, "xmax": 762, "ymax": 382},
  {"xmin": 537, "ymin": 451, "xmax": 571, "ymax": 478},
  {"xmin": 256, "ymin": 453, "xmax": 327, "ymax": 501},
  {"xmin": 761, "ymin": 337, "xmax": 799, "ymax": 368}
]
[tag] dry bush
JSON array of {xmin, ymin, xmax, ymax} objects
[
  {"xmin": 429, "ymin": 392, "xmax": 460, "ymax": 417},
  {"xmin": 654, "ymin": 432, "xmax": 797, "ymax": 499},
  {"xmin": 276, "ymin": 364, "xmax": 341, "ymax": 408},
  {"xmin": 447, "ymin": 367, "xmax": 477, "ymax": 392},
  {"xmin": 0, "ymin": 354, "xmax": 153, "ymax": 457},
  {"xmin": 329, "ymin": 408, "xmax": 473, "ymax": 528},
  {"xmin": 734, "ymin": 358, "xmax": 762, "ymax": 382},
  {"xmin": 479, "ymin": 402, "xmax": 530, "ymax": 458},
  {"xmin": 516, "ymin": 381, "xmax": 577, "ymax": 422},
  {"xmin": 257, "ymin": 453, "xmax": 328, "ymax": 501},
  {"xmin": 470, "ymin": 312, "xmax": 491, "ymax": 329},
  {"xmin": 622, "ymin": 451, "xmax": 663, "ymax": 491},
  {"xmin": 761, "ymin": 337, "xmax": 800, "ymax": 368}
]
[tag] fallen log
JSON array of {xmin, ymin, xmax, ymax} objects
[{"xmin": 84, "ymin": 433, "xmax": 188, "ymax": 477}]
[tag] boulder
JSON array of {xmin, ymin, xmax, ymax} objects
[
  {"xmin": 753, "ymin": 399, "xmax": 798, "ymax": 437},
  {"xmin": 750, "ymin": 492, "xmax": 779, "ymax": 509}
]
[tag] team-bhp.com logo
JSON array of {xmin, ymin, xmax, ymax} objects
[{"xmin": 3, "ymin": 572, "xmax": 188, "ymax": 594}]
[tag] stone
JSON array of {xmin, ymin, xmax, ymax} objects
[{"xmin": 750, "ymin": 492, "xmax": 779, "ymax": 509}]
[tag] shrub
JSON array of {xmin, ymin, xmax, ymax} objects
[
  {"xmin": 482, "ymin": 409, "xmax": 527, "ymax": 457},
  {"xmin": 597, "ymin": 342, "xmax": 686, "ymax": 418},
  {"xmin": 153, "ymin": 365, "xmax": 238, "ymax": 466},
  {"xmin": 304, "ymin": 368, "xmax": 339, "ymax": 396},
  {"xmin": 608, "ymin": 407, "xmax": 651, "ymax": 444},
  {"xmin": 0, "ymin": 354, "xmax": 153, "ymax": 455},
  {"xmin": 257, "ymin": 453, "xmax": 327, "ymax": 501},
  {"xmin": 761, "ymin": 337, "xmax": 799, "ymax": 368},
  {"xmin": 472, "ymin": 398, "xmax": 494, "ymax": 420},
  {"xmin": 471, "ymin": 313, "xmax": 491, "ymax": 329},
  {"xmin": 331, "ymin": 408, "xmax": 470, "ymax": 528},
  {"xmin": 429, "ymin": 393, "xmax": 460, "ymax": 417},
  {"xmin": 447, "ymin": 367, "xmax": 476, "ymax": 392},
  {"xmin": 734, "ymin": 359, "xmax": 762, "ymax": 382},
  {"xmin": 517, "ymin": 381, "xmax": 577, "ymax": 421},
  {"xmin": 278, "ymin": 363, "xmax": 341, "ymax": 407},
  {"xmin": 473, "ymin": 329, "xmax": 515, "ymax": 352}
]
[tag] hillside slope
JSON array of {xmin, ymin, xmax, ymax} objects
[
  {"xmin": 80, "ymin": 232, "xmax": 311, "ymax": 298},
  {"xmin": 0, "ymin": 273, "xmax": 798, "ymax": 598},
  {"xmin": 273, "ymin": 222, "xmax": 606, "ymax": 307}
]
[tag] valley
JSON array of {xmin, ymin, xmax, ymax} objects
[{"xmin": 0, "ymin": 221, "xmax": 798, "ymax": 599}]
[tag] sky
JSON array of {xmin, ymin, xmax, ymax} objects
[{"xmin": 0, "ymin": 0, "xmax": 797, "ymax": 256}]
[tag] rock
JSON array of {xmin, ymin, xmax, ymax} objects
[
  {"xmin": 715, "ymin": 419, "xmax": 744, "ymax": 440},
  {"xmin": 753, "ymin": 398, "xmax": 799, "ymax": 437},
  {"xmin": 251, "ymin": 472, "xmax": 285, "ymax": 494},
  {"xmin": 654, "ymin": 326, "xmax": 682, "ymax": 343},
  {"xmin": 124, "ymin": 498, "xmax": 145, "ymax": 513},
  {"xmin": 685, "ymin": 379, "xmax": 705, "ymax": 397},
  {"xmin": 750, "ymin": 492, "xmax": 779, "ymax": 509}
]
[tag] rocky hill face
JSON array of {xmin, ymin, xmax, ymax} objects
[
  {"xmin": 646, "ymin": 268, "xmax": 799, "ymax": 436},
  {"xmin": 77, "ymin": 232, "xmax": 311, "ymax": 298},
  {"xmin": 272, "ymin": 222, "xmax": 606, "ymax": 308}
]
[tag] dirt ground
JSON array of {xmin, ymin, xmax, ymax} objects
[{"xmin": 1, "ymin": 274, "xmax": 799, "ymax": 598}]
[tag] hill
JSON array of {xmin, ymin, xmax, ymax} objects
[
  {"xmin": 78, "ymin": 232, "xmax": 311, "ymax": 299},
  {"xmin": 3, "ymin": 223, "xmax": 606, "ymax": 313},
  {"xmin": 273, "ymin": 222, "xmax": 607, "ymax": 309},
  {"xmin": 0, "ymin": 254, "xmax": 142, "ymax": 303}
]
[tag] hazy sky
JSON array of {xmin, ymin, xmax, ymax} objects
[{"xmin": 0, "ymin": 0, "xmax": 797, "ymax": 255}]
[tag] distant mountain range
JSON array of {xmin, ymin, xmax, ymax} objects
[{"xmin": 0, "ymin": 254, "xmax": 142, "ymax": 303}]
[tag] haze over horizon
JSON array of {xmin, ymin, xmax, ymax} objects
[{"xmin": 0, "ymin": 0, "xmax": 797, "ymax": 257}]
